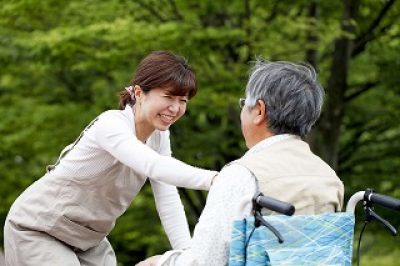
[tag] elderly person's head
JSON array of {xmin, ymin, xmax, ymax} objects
[{"xmin": 240, "ymin": 59, "xmax": 324, "ymax": 144}]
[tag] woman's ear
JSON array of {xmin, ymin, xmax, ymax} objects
[
  {"xmin": 134, "ymin": 85, "xmax": 142, "ymax": 100},
  {"xmin": 254, "ymin": 100, "xmax": 266, "ymax": 125}
]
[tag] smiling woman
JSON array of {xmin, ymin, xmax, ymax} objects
[
  {"xmin": 119, "ymin": 51, "xmax": 197, "ymax": 143},
  {"xmin": 129, "ymin": 87, "xmax": 189, "ymax": 141},
  {"xmin": 3, "ymin": 51, "xmax": 217, "ymax": 266}
]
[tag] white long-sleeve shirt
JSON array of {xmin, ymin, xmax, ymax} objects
[
  {"xmin": 158, "ymin": 164, "xmax": 255, "ymax": 265},
  {"xmin": 7, "ymin": 105, "xmax": 217, "ymax": 251}
]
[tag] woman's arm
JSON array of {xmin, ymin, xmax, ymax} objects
[
  {"xmin": 151, "ymin": 179, "xmax": 191, "ymax": 250},
  {"xmin": 95, "ymin": 115, "xmax": 217, "ymax": 190}
]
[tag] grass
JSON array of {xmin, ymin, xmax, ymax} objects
[{"xmin": 353, "ymin": 231, "xmax": 400, "ymax": 266}]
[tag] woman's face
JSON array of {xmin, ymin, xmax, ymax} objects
[{"xmin": 135, "ymin": 86, "xmax": 188, "ymax": 132}]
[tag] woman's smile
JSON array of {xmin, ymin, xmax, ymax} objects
[{"xmin": 160, "ymin": 114, "xmax": 174, "ymax": 122}]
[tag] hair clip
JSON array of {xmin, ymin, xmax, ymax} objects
[{"xmin": 125, "ymin": 86, "xmax": 135, "ymax": 101}]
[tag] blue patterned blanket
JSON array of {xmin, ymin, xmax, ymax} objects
[{"xmin": 229, "ymin": 212, "xmax": 355, "ymax": 266}]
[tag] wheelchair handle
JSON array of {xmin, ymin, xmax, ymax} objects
[
  {"xmin": 254, "ymin": 193, "xmax": 295, "ymax": 216},
  {"xmin": 346, "ymin": 189, "xmax": 400, "ymax": 213},
  {"xmin": 368, "ymin": 192, "xmax": 400, "ymax": 211}
]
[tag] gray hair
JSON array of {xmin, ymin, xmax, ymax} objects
[{"xmin": 245, "ymin": 58, "xmax": 324, "ymax": 139}]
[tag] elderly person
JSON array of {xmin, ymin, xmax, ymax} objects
[{"xmin": 138, "ymin": 58, "xmax": 344, "ymax": 266}]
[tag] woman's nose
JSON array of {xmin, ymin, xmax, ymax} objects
[{"xmin": 168, "ymin": 100, "xmax": 180, "ymax": 113}]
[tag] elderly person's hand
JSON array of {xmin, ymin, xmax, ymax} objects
[{"xmin": 135, "ymin": 255, "xmax": 162, "ymax": 266}]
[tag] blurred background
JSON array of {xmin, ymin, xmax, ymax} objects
[{"xmin": 0, "ymin": 0, "xmax": 399, "ymax": 265}]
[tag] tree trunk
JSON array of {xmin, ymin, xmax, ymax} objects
[
  {"xmin": 305, "ymin": 0, "xmax": 320, "ymax": 153},
  {"xmin": 305, "ymin": 0, "xmax": 319, "ymax": 68},
  {"xmin": 311, "ymin": 0, "xmax": 360, "ymax": 171}
]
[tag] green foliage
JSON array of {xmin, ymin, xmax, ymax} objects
[
  {"xmin": 1, "ymin": 0, "xmax": 400, "ymax": 265},
  {"xmin": 355, "ymin": 230, "xmax": 400, "ymax": 266}
]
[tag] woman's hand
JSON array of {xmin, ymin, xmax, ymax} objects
[{"xmin": 135, "ymin": 255, "xmax": 162, "ymax": 266}]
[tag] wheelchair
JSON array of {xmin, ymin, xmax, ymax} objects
[{"xmin": 228, "ymin": 189, "xmax": 400, "ymax": 266}]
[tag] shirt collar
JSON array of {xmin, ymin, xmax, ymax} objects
[{"xmin": 244, "ymin": 134, "xmax": 299, "ymax": 156}]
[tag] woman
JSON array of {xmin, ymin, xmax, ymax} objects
[{"xmin": 4, "ymin": 51, "xmax": 217, "ymax": 266}]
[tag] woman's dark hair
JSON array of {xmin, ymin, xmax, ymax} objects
[{"xmin": 119, "ymin": 51, "xmax": 197, "ymax": 109}]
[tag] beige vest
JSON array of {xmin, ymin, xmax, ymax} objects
[{"xmin": 234, "ymin": 137, "xmax": 344, "ymax": 215}]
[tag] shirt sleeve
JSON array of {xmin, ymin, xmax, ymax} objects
[
  {"xmin": 151, "ymin": 179, "xmax": 191, "ymax": 250},
  {"xmin": 94, "ymin": 114, "xmax": 217, "ymax": 190},
  {"xmin": 151, "ymin": 130, "xmax": 191, "ymax": 249},
  {"xmin": 157, "ymin": 164, "xmax": 257, "ymax": 266}
]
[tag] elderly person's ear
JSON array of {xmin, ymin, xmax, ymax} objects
[{"xmin": 254, "ymin": 100, "xmax": 266, "ymax": 125}]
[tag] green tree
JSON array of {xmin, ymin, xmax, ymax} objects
[{"xmin": 1, "ymin": 0, "xmax": 399, "ymax": 265}]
